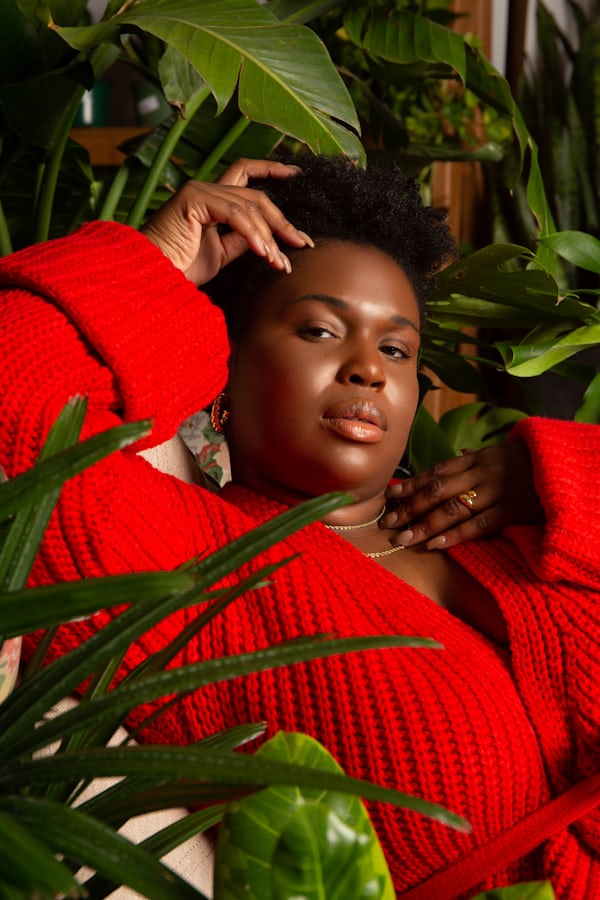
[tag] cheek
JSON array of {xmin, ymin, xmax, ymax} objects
[
  {"xmin": 234, "ymin": 339, "xmax": 326, "ymax": 406},
  {"xmin": 229, "ymin": 347, "xmax": 318, "ymax": 441}
]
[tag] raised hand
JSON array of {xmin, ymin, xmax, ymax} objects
[{"xmin": 140, "ymin": 158, "xmax": 313, "ymax": 285}]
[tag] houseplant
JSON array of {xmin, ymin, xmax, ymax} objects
[
  {"xmin": 480, "ymin": 0, "xmax": 600, "ymax": 424},
  {"xmin": 3, "ymin": 0, "xmax": 598, "ymax": 469},
  {"xmin": 3, "ymin": 3, "xmax": 592, "ymax": 896}
]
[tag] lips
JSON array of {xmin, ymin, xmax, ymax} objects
[{"xmin": 322, "ymin": 399, "xmax": 388, "ymax": 443}]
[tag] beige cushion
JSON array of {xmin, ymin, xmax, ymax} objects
[
  {"xmin": 45, "ymin": 699, "xmax": 214, "ymax": 899},
  {"xmin": 138, "ymin": 433, "xmax": 205, "ymax": 486}
]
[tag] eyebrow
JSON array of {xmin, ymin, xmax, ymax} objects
[{"xmin": 290, "ymin": 292, "xmax": 421, "ymax": 333}]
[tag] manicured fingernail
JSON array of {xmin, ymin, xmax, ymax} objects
[
  {"xmin": 298, "ymin": 230, "xmax": 315, "ymax": 248},
  {"xmin": 279, "ymin": 251, "xmax": 292, "ymax": 274},
  {"xmin": 428, "ymin": 535, "xmax": 447, "ymax": 549},
  {"xmin": 379, "ymin": 512, "xmax": 397, "ymax": 529},
  {"xmin": 263, "ymin": 241, "xmax": 273, "ymax": 261},
  {"xmin": 396, "ymin": 529, "xmax": 414, "ymax": 546}
]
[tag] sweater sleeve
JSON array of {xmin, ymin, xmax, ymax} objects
[
  {"xmin": 507, "ymin": 416, "xmax": 600, "ymax": 587},
  {"xmin": 0, "ymin": 222, "xmax": 229, "ymax": 452},
  {"xmin": 0, "ymin": 222, "xmax": 230, "ymax": 582}
]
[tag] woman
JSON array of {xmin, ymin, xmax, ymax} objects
[{"xmin": 1, "ymin": 155, "xmax": 599, "ymax": 898}]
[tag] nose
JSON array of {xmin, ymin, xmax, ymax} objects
[{"xmin": 338, "ymin": 341, "xmax": 385, "ymax": 389}]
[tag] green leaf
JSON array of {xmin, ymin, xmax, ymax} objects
[
  {"xmin": 82, "ymin": 804, "xmax": 224, "ymax": 898},
  {"xmin": 7, "ymin": 633, "xmax": 440, "ymax": 761},
  {"xmin": 48, "ymin": 0, "xmax": 89, "ymax": 28},
  {"xmin": 78, "ymin": 726, "xmax": 265, "ymax": 824},
  {"xmin": 499, "ymin": 322, "xmax": 600, "ymax": 377},
  {"xmin": 2, "ymin": 797, "xmax": 202, "ymax": 900},
  {"xmin": 464, "ymin": 44, "xmax": 556, "ymax": 244},
  {"xmin": 0, "ymin": 61, "xmax": 94, "ymax": 151},
  {"xmin": 0, "ymin": 0, "xmax": 43, "ymax": 82},
  {"xmin": 2, "ymin": 741, "xmax": 468, "ymax": 833},
  {"xmin": 214, "ymin": 732, "xmax": 394, "ymax": 900},
  {"xmin": 0, "ymin": 419, "xmax": 150, "ymax": 522},
  {"xmin": 420, "ymin": 347, "xmax": 485, "ymax": 394},
  {"xmin": 345, "ymin": 9, "xmax": 466, "ymax": 82},
  {"xmin": 575, "ymin": 371, "xmax": 600, "ymax": 423},
  {"xmin": 427, "ymin": 244, "xmax": 597, "ymax": 342},
  {"xmin": 114, "ymin": 92, "xmax": 282, "ymax": 203},
  {"xmin": 82, "ymin": 782, "xmax": 243, "ymax": 826},
  {"xmin": 159, "ymin": 44, "xmax": 206, "ymax": 111},
  {"xmin": 0, "ymin": 397, "xmax": 90, "ymax": 595},
  {"xmin": 267, "ymin": 0, "xmax": 341, "ymax": 26},
  {"xmin": 54, "ymin": 0, "xmax": 363, "ymax": 158},
  {"xmin": 439, "ymin": 403, "xmax": 527, "ymax": 452},
  {"xmin": 407, "ymin": 404, "xmax": 457, "ymax": 472},
  {"xmin": 0, "ymin": 572, "xmax": 195, "ymax": 638},
  {"xmin": 0, "ymin": 492, "xmax": 354, "ymax": 753},
  {"xmin": 539, "ymin": 231, "xmax": 600, "ymax": 275},
  {"xmin": 0, "ymin": 809, "xmax": 81, "ymax": 897}
]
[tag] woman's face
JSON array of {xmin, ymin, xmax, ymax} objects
[{"xmin": 226, "ymin": 241, "xmax": 421, "ymax": 505}]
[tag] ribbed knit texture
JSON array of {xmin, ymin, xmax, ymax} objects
[{"xmin": 2, "ymin": 223, "xmax": 600, "ymax": 897}]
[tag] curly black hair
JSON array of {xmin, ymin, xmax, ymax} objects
[{"xmin": 205, "ymin": 153, "xmax": 457, "ymax": 339}]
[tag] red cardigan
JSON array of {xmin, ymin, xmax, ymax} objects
[{"xmin": 2, "ymin": 223, "xmax": 600, "ymax": 898}]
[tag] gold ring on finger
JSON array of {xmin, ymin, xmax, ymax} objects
[{"xmin": 457, "ymin": 489, "xmax": 477, "ymax": 512}]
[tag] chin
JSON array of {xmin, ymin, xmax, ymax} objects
[{"xmin": 302, "ymin": 466, "xmax": 392, "ymax": 499}]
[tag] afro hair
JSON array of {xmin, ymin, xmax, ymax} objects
[{"xmin": 205, "ymin": 153, "xmax": 457, "ymax": 339}]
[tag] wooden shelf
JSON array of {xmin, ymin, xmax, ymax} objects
[{"xmin": 71, "ymin": 126, "xmax": 149, "ymax": 166}]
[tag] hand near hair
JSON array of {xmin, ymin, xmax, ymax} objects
[
  {"xmin": 380, "ymin": 441, "xmax": 545, "ymax": 550},
  {"xmin": 140, "ymin": 158, "xmax": 313, "ymax": 285}
]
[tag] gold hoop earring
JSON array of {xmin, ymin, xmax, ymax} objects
[{"xmin": 210, "ymin": 392, "xmax": 230, "ymax": 434}]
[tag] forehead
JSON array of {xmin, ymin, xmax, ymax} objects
[{"xmin": 256, "ymin": 240, "xmax": 421, "ymax": 328}]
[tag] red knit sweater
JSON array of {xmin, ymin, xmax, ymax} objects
[{"xmin": 2, "ymin": 223, "xmax": 600, "ymax": 898}]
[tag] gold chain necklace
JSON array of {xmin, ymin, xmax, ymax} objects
[
  {"xmin": 324, "ymin": 504, "xmax": 386, "ymax": 531},
  {"xmin": 364, "ymin": 544, "xmax": 406, "ymax": 558},
  {"xmin": 324, "ymin": 506, "xmax": 405, "ymax": 558}
]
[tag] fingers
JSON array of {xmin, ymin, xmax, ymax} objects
[
  {"xmin": 216, "ymin": 158, "xmax": 302, "ymax": 187},
  {"xmin": 409, "ymin": 505, "xmax": 506, "ymax": 551},
  {"xmin": 385, "ymin": 495, "xmax": 501, "ymax": 551},
  {"xmin": 214, "ymin": 158, "xmax": 313, "ymax": 263},
  {"xmin": 382, "ymin": 452, "xmax": 480, "ymax": 528},
  {"xmin": 381, "ymin": 441, "xmax": 544, "ymax": 550},
  {"xmin": 182, "ymin": 178, "xmax": 311, "ymax": 269},
  {"xmin": 381, "ymin": 445, "xmax": 512, "ymax": 550},
  {"xmin": 141, "ymin": 168, "xmax": 314, "ymax": 283}
]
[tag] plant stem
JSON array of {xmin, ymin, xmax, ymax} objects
[
  {"xmin": 33, "ymin": 44, "xmax": 122, "ymax": 243},
  {"xmin": 98, "ymin": 161, "xmax": 132, "ymax": 221},
  {"xmin": 126, "ymin": 85, "xmax": 212, "ymax": 229},
  {"xmin": 33, "ymin": 128, "xmax": 73, "ymax": 243},
  {"xmin": 192, "ymin": 116, "xmax": 252, "ymax": 182},
  {"xmin": 0, "ymin": 199, "xmax": 13, "ymax": 257}
]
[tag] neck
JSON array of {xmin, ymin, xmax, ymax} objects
[
  {"xmin": 321, "ymin": 496, "xmax": 387, "ymax": 529},
  {"xmin": 229, "ymin": 468, "xmax": 388, "ymax": 529}
]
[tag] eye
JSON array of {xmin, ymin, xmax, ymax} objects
[
  {"xmin": 297, "ymin": 324, "xmax": 337, "ymax": 341},
  {"xmin": 380, "ymin": 343, "xmax": 411, "ymax": 360}
]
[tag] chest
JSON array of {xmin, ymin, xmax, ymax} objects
[
  {"xmin": 381, "ymin": 545, "xmax": 509, "ymax": 646},
  {"xmin": 334, "ymin": 527, "xmax": 510, "ymax": 647}
]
